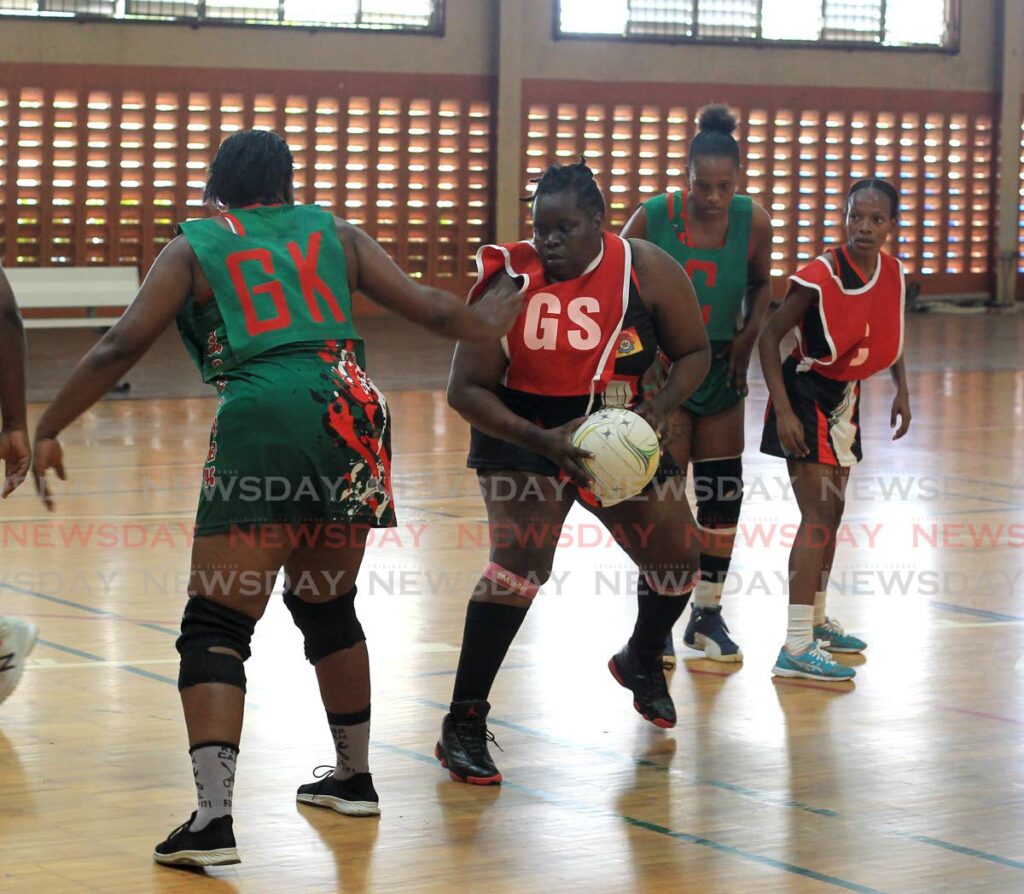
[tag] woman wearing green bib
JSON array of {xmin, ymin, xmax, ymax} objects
[
  {"xmin": 31, "ymin": 130, "xmax": 521, "ymax": 867},
  {"xmin": 622, "ymin": 105, "xmax": 773, "ymax": 665}
]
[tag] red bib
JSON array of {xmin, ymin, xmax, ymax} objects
[
  {"xmin": 469, "ymin": 232, "xmax": 632, "ymax": 399},
  {"xmin": 790, "ymin": 250, "xmax": 905, "ymax": 381}
]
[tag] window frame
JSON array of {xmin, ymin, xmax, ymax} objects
[
  {"xmin": 0, "ymin": 0, "xmax": 446, "ymax": 35},
  {"xmin": 552, "ymin": 0, "xmax": 961, "ymax": 55}
]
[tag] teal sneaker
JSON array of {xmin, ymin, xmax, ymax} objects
[
  {"xmin": 814, "ymin": 617, "xmax": 867, "ymax": 654},
  {"xmin": 772, "ymin": 642, "xmax": 856, "ymax": 681}
]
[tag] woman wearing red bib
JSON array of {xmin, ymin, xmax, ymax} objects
[
  {"xmin": 759, "ymin": 179, "xmax": 911, "ymax": 681},
  {"xmin": 439, "ymin": 161, "xmax": 710, "ymax": 784}
]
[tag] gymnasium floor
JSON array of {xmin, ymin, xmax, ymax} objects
[{"xmin": 2, "ymin": 311, "xmax": 1023, "ymax": 893}]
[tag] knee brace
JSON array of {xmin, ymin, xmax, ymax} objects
[
  {"xmin": 176, "ymin": 596, "xmax": 256, "ymax": 692},
  {"xmin": 284, "ymin": 587, "xmax": 364, "ymax": 665},
  {"xmin": 482, "ymin": 561, "xmax": 541, "ymax": 601},
  {"xmin": 693, "ymin": 457, "xmax": 744, "ymax": 532}
]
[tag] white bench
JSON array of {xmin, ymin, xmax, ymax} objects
[{"xmin": 5, "ymin": 266, "xmax": 139, "ymax": 329}]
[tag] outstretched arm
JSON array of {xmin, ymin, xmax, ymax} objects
[
  {"xmin": 34, "ymin": 237, "xmax": 194, "ymax": 441},
  {"xmin": 339, "ymin": 221, "xmax": 522, "ymax": 341}
]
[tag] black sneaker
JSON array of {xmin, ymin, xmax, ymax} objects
[
  {"xmin": 608, "ymin": 643, "xmax": 677, "ymax": 729},
  {"xmin": 153, "ymin": 812, "xmax": 240, "ymax": 867},
  {"xmin": 435, "ymin": 699, "xmax": 503, "ymax": 784},
  {"xmin": 296, "ymin": 766, "xmax": 380, "ymax": 816}
]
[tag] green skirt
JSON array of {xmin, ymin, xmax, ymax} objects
[
  {"xmin": 195, "ymin": 339, "xmax": 396, "ymax": 536},
  {"xmin": 682, "ymin": 340, "xmax": 745, "ymax": 417}
]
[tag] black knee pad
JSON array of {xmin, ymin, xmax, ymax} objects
[
  {"xmin": 284, "ymin": 586, "xmax": 364, "ymax": 665},
  {"xmin": 176, "ymin": 596, "xmax": 256, "ymax": 692},
  {"xmin": 693, "ymin": 457, "xmax": 744, "ymax": 530}
]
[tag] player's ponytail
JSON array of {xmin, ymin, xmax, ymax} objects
[{"xmin": 688, "ymin": 103, "xmax": 741, "ymax": 172}]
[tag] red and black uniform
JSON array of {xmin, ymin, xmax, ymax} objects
[
  {"xmin": 467, "ymin": 232, "xmax": 656, "ymax": 477},
  {"xmin": 761, "ymin": 246, "xmax": 905, "ymax": 466}
]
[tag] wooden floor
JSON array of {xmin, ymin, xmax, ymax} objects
[{"xmin": 2, "ymin": 311, "xmax": 1023, "ymax": 893}]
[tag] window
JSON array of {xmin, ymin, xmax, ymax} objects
[
  {"xmin": 557, "ymin": 0, "xmax": 956, "ymax": 49},
  {"xmin": 0, "ymin": 0, "xmax": 441, "ymax": 31}
]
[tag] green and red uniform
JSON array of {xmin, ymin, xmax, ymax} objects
[
  {"xmin": 642, "ymin": 191, "xmax": 752, "ymax": 416},
  {"xmin": 177, "ymin": 204, "xmax": 395, "ymax": 535}
]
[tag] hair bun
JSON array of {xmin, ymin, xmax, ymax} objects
[{"xmin": 697, "ymin": 104, "xmax": 737, "ymax": 136}]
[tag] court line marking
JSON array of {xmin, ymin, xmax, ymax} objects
[
  {"xmin": 0, "ymin": 582, "xmax": 181, "ymax": 636},
  {"xmin": 928, "ymin": 601, "xmax": 1024, "ymax": 623},
  {"xmin": 12, "ymin": 584, "xmax": 1024, "ymax": 874},
  {"xmin": 373, "ymin": 741, "xmax": 889, "ymax": 894},
  {"xmin": 23, "ymin": 634, "xmax": 888, "ymax": 892},
  {"xmin": 25, "ymin": 625, "xmax": 1024, "ymax": 882}
]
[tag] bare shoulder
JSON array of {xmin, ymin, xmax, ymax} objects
[
  {"xmin": 333, "ymin": 216, "xmax": 363, "ymax": 251},
  {"xmin": 627, "ymin": 237, "xmax": 678, "ymax": 276},
  {"xmin": 750, "ymin": 201, "xmax": 772, "ymax": 232}
]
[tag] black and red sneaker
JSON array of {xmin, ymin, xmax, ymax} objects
[
  {"xmin": 435, "ymin": 699, "xmax": 503, "ymax": 784},
  {"xmin": 608, "ymin": 643, "xmax": 677, "ymax": 729}
]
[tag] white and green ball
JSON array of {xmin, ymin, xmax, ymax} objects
[{"xmin": 570, "ymin": 407, "xmax": 660, "ymax": 506}]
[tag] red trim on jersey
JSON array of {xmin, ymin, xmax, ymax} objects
[{"xmin": 220, "ymin": 212, "xmax": 246, "ymax": 236}]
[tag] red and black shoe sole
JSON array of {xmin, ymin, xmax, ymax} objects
[
  {"xmin": 434, "ymin": 742, "xmax": 503, "ymax": 785},
  {"xmin": 607, "ymin": 656, "xmax": 676, "ymax": 729}
]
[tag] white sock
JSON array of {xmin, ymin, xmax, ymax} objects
[
  {"xmin": 693, "ymin": 580, "xmax": 724, "ymax": 609},
  {"xmin": 189, "ymin": 743, "xmax": 238, "ymax": 832},
  {"xmin": 785, "ymin": 605, "xmax": 814, "ymax": 654},
  {"xmin": 813, "ymin": 591, "xmax": 827, "ymax": 626}
]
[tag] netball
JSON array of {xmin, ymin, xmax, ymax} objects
[{"xmin": 571, "ymin": 407, "xmax": 661, "ymax": 505}]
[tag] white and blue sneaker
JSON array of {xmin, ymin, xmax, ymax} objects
[
  {"xmin": 683, "ymin": 604, "xmax": 743, "ymax": 662},
  {"xmin": 772, "ymin": 642, "xmax": 856, "ymax": 681},
  {"xmin": 814, "ymin": 617, "xmax": 867, "ymax": 654}
]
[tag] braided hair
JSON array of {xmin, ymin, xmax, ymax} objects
[
  {"xmin": 847, "ymin": 178, "xmax": 899, "ymax": 218},
  {"xmin": 688, "ymin": 104, "xmax": 741, "ymax": 172},
  {"xmin": 204, "ymin": 130, "xmax": 294, "ymax": 209},
  {"xmin": 523, "ymin": 157, "xmax": 606, "ymax": 216}
]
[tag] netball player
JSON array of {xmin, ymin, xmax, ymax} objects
[
  {"xmin": 622, "ymin": 104, "xmax": 773, "ymax": 666},
  {"xmin": 437, "ymin": 160, "xmax": 711, "ymax": 785},
  {"xmin": 0, "ymin": 262, "xmax": 38, "ymax": 705},
  {"xmin": 31, "ymin": 130, "xmax": 522, "ymax": 865},
  {"xmin": 759, "ymin": 179, "xmax": 911, "ymax": 680}
]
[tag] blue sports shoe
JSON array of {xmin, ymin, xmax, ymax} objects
[
  {"xmin": 661, "ymin": 633, "xmax": 676, "ymax": 670},
  {"xmin": 683, "ymin": 605, "xmax": 743, "ymax": 662},
  {"xmin": 814, "ymin": 617, "xmax": 867, "ymax": 654},
  {"xmin": 772, "ymin": 642, "xmax": 856, "ymax": 681}
]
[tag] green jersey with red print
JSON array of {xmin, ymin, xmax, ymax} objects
[
  {"xmin": 642, "ymin": 191, "xmax": 751, "ymax": 341},
  {"xmin": 177, "ymin": 204, "xmax": 362, "ymax": 381}
]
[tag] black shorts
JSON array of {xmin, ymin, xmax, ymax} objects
[
  {"xmin": 468, "ymin": 385, "xmax": 682, "ymax": 495},
  {"xmin": 760, "ymin": 356, "xmax": 862, "ymax": 467},
  {"xmin": 468, "ymin": 386, "xmax": 593, "ymax": 477}
]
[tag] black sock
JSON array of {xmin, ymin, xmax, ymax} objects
[
  {"xmin": 630, "ymin": 575, "xmax": 690, "ymax": 662},
  {"xmin": 451, "ymin": 600, "xmax": 528, "ymax": 703},
  {"xmin": 699, "ymin": 552, "xmax": 731, "ymax": 585}
]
